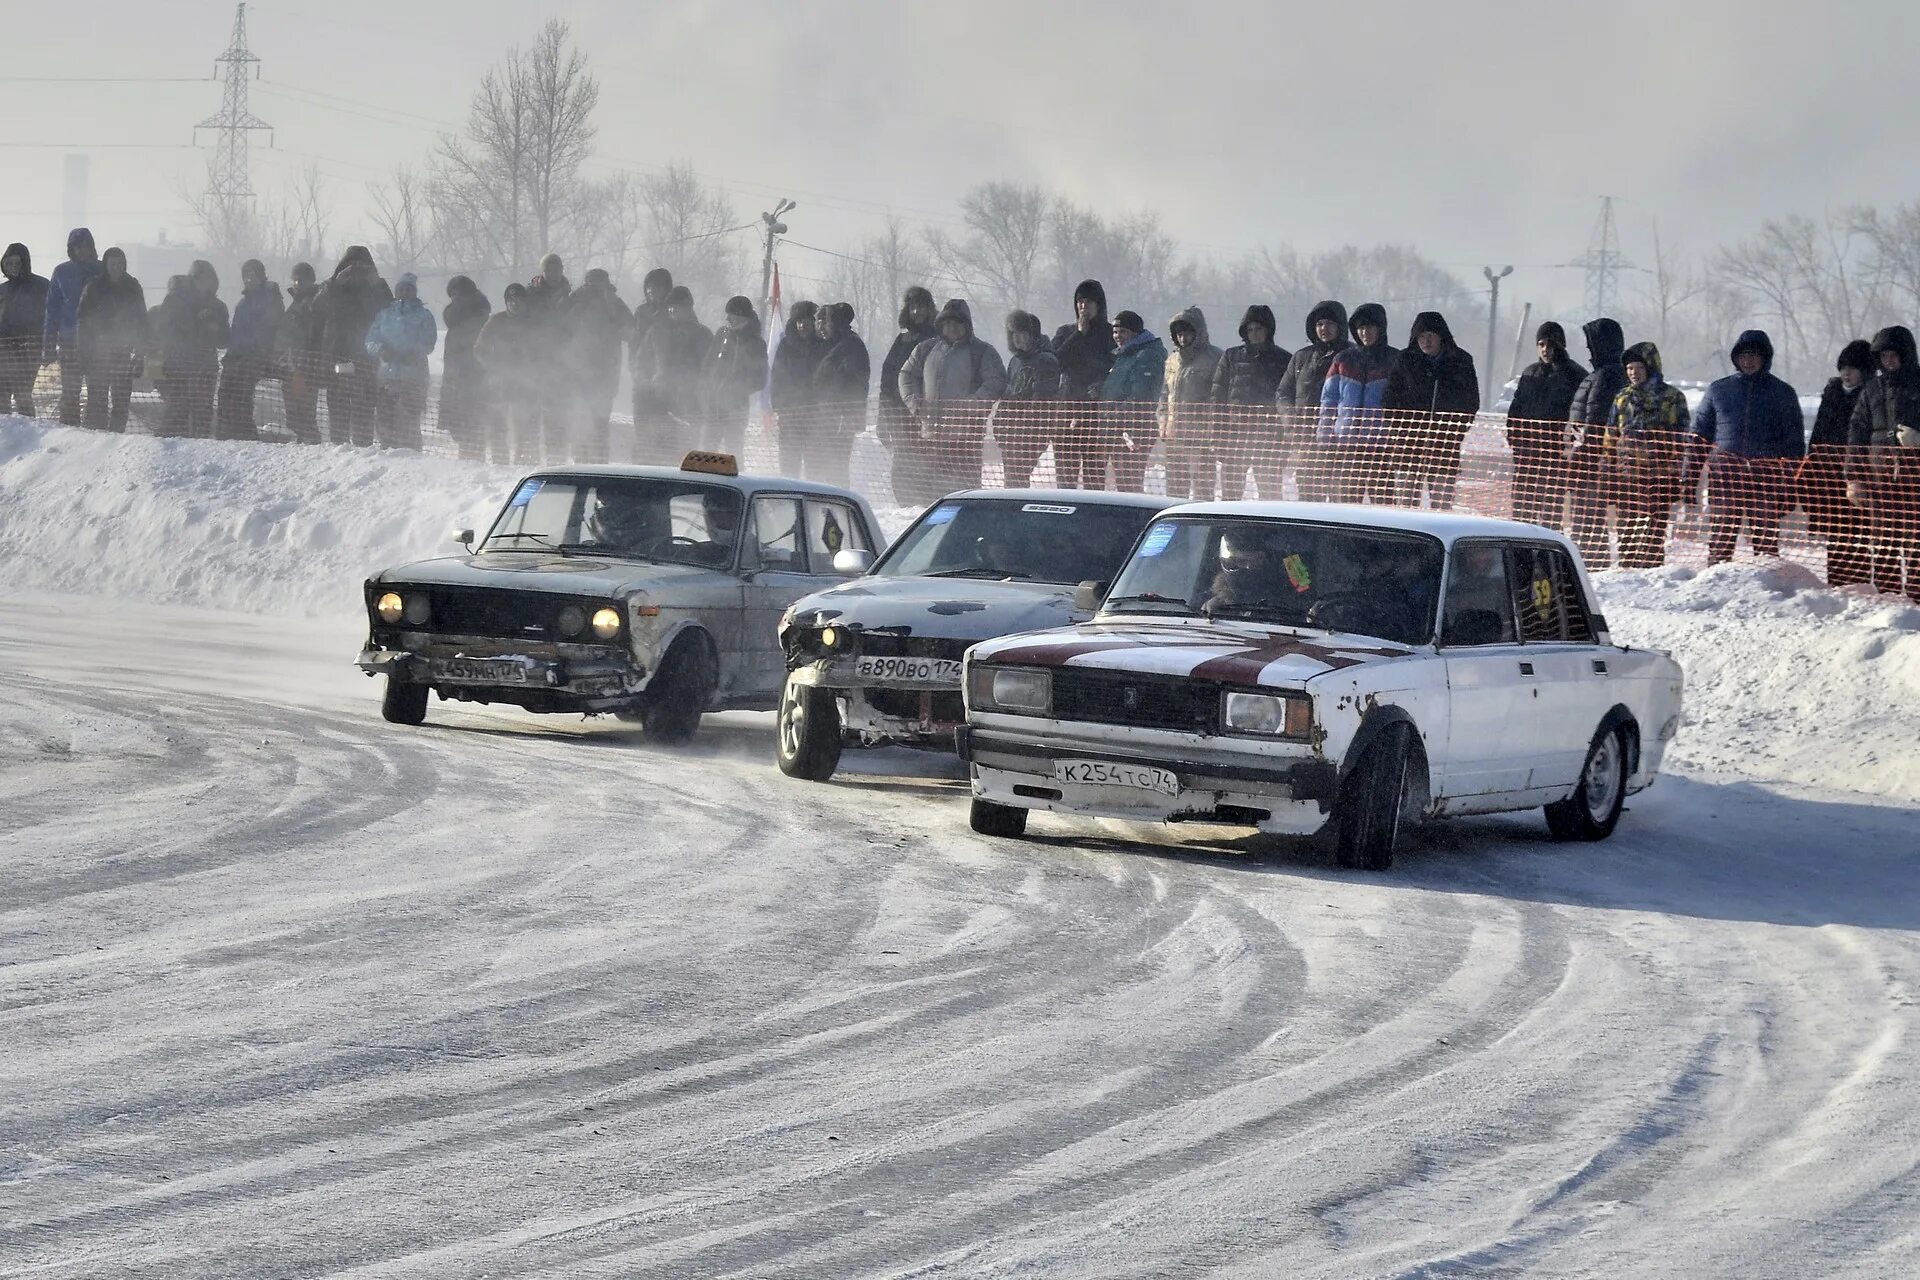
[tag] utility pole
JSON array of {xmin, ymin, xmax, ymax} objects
[
  {"xmin": 1483, "ymin": 265, "xmax": 1512, "ymax": 409},
  {"xmin": 194, "ymin": 4, "xmax": 272, "ymax": 251},
  {"xmin": 1568, "ymin": 196, "xmax": 1633, "ymax": 317},
  {"xmin": 759, "ymin": 198, "xmax": 795, "ymax": 316}
]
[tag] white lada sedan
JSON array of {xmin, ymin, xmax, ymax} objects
[{"xmin": 957, "ymin": 503, "xmax": 1684, "ymax": 869}]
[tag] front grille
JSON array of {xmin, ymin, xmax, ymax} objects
[
  {"xmin": 1050, "ymin": 669, "xmax": 1219, "ymax": 734},
  {"xmin": 410, "ymin": 586, "xmax": 578, "ymax": 641},
  {"xmin": 857, "ymin": 633, "xmax": 971, "ymax": 661}
]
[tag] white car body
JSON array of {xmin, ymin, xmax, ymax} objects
[{"xmin": 961, "ymin": 502, "xmax": 1684, "ymax": 842}]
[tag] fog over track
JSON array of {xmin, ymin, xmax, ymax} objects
[{"xmin": 3, "ymin": 594, "xmax": 1916, "ymax": 1278}]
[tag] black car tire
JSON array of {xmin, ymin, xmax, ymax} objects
[
  {"xmin": 1545, "ymin": 724, "xmax": 1628, "ymax": 842},
  {"xmin": 776, "ymin": 676, "xmax": 843, "ymax": 781},
  {"xmin": 641, "ymin": 637, "xmax": 714, "ymax": 743},
  {"xmin": 1335, "ymin": 722, "xmax": 1414, "ymax": 871},
  {"xmin": 381, "ymin": 677, "xmax": 429, "ymax": 726},
  {"xmin": 969, "ymin": 798, "xmax": 1028, "ymax": 838}
]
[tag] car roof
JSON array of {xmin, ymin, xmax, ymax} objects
[
  {"xmin": 1159, "ymin": 500, "xmax": 1577, "ymax": 548},
  {"xmin": 521, "ymin": 464, "xmax": 869, "ymax": 504},
  {"xmin": 940, "ymin": 489, "xmax": 1177, "ymax": 510}
]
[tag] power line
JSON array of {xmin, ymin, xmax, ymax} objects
[{"xmin": 0, "ymin": 76, "xmax": 211, "ymax": 84}]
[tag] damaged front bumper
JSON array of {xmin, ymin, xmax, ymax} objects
[
  {"xmin": 357, "ymin": 635, "xmax": 649, "ymax": 712},
  {"xmin": 958, "ymin": 716, "xmax": 1338, "ymax": 834},
  {"xmin": 788, "ymin": 658, "xmax": 965, "ymax": 746}
]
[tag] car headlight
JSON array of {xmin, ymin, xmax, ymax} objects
[
  {"xmin": 557, "ymin": 605, "xmax": 587, "ymax": 638},
  {"xmin": 1222, "ymin": 690, "xmax": 1311, "ymax": 738},
  {"xmin": 968, "ymin": 665, "xmax": 1051, "ymax": 715},
  {"xmin": 402, "ymin": 594, "xmax": 431, "ymax": 626},
  {"xmin": 375, "ymin": 591, "xmax": 404, "ymax": 624},
  {"xmin": 591, "ymin": 607, "xmax": 623, "ymax": 640}
]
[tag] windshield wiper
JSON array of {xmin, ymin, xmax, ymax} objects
[
  {"xmin": 1105, "ymin": 592, "xmax": 1191, "ymax": 611},
  {"xmin": 926, "ymin": 567, "xmax": 1031, "ymax": 580},
  {"xmin": 486, "ymin": 531, "xmax": 572, "ymax": 556},
  {"xmin": 1205, "ymin": 602, "xmax": 1306, "ymax": 622}
]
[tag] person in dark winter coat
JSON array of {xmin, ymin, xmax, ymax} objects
[
  {"xmin": 1801, "ymin": 340, "xmax": 1873, "ymax": 586},
  {"xmin": 440, "ymin": 276, "xmax": 494, "ymax": 462},
  {"xmin": 1566, "ymin": 317, "xmax": 1628, "ymax": 560},
  {"xmin": 315, "ymin": 246, "xmax": 392, "ymax": 446},
  {"xmin": 74, "ymin": 247, "xmax": 146, "ymax": 432},
  {"xmin": 1277, "ymin": 300, "xmax": 1353, "ymax": 500},
  {"xmin": 899, "ymin": 298, "xmax": 1008, "ymax": 495},
  {"xmin": 476, "ymin": 284, "xmax": 542, "ymax": 462},
  {"xmin": 154, "ymin": 260, "xmax": 230, "ymax": 439},
  {"xmin": 365, "ymin": 273, "xmax": 437, "ymax": 451},
  {"xmin": 1605, "ymin": 342, "xmax": 1690, "ymax": 569},
  {"xmin": 798, "ymin": 301, "xmax": 869, "ymax": 485},
  {"xmin": 879, "ymin": 287, "xmax": 939, "ymax": 501},
  {"xmin": 1161, "ymin": 306, "xmax": 1223, "ymax": 500},
  {"xmin": 0, "ymin": 243, "xmax": 50, "ymax": 417},
  {"xmin": 1318, "ymin": 302, "xmax": 1399, "ymax": 504},
  {"xmin": 1505, "ymin": 322, "xmax": 1588, "ymax": 527},
  {"xmin": 1384, "ymin": 311, "xmax": 1480, "ymax": 509},
  {"xmin": 43, "ymin": 228, "xmax": 105, "ymax": 425},
  {"xmin": 1000, "ymin": 308, "xmax": 1062, "ymax": 489},
  {"xmin": 216, "ymin": 259, "xmax": 284, "ymax": 441},
  {"xmin": 562, "ymin": 268, "xmax": 633, "ymax": 463},
  {"xmin": 525, "ymin": 253, "xmax": 573, "ymax": 456},
  {"xmin": 279, "ymin": 263, "xmax": 327, "ymax": 444},
  {"xmin": 629, "ymin": 266, "xmax": 674, "ymax": 424},
  {"xmin": 1051, "ymin": 279, "xmax": 1115, "ymax": 489},
  {"xmin": 1210, "ymin": 304, "xmax": 1294, "ymax": 499},
  {"xmin": 635, "ymin": 285, "xmax": 713, "ymax": 462},
  {"xmin": 1847, "ymin": 325, "xmax": 1920, "ymax": 599},
  {"xmin": 704, "ymin": 295, "xmax": 767, "ymax": 459},
  {"xmin": 1102, "ymin": 311, "xmax": 1167, "ymax": 493},
  {"xmin": 770, "ymin": 299, "xmax": 825, "ymax": 472},
  {"xmin": 1689, "ymin": 329, "xmax": 1804, "ymax": 562}
]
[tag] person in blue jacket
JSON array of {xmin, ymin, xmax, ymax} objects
[
  {"xmin": 365, "ymin": 273, "xmax": 438, "ymax": 451},
  {"xmin": 217, "ymin": 259, "xmax": 284, "ymax": 441},
  {"xmin": 42, "ymin": 228, "xmax": 105, "ymax": 425},
  {"xmin": 1689, "ymin": 329, "xmax": 1805, "ymax": 562},
  {"xmin": 1317, "ymin": 301, "xmax": 1399, "ymax": 504},
  {"xmin": 1101, "ymin": 310, "xmax": 1166, "ymax": 493}
]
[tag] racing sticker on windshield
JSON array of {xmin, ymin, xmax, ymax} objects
[
  {"xmin": 1138, "ymin": 522, "xmax": 1177, "ymax": 557},
  {"xmin": 1020, "ymin": 503, "xmax": 1076, "ymax": 514},
  {"xmin": 1532, "ymin": 575, "xmax": 1555, "ymax": 620},
  {"xmin": 1284, "ymin": 553, "xmax": 1312, "ymax": 593},
  {"xmin": 507, "ymin": 479, "xmax": 542, "ymax": 508},
  {"xmin": 925, "ymin": 504, "xmax": 960, "ymax": 526}
]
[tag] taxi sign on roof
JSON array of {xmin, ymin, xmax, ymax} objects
[{"xmin": 680, "ymin": 451, "xmax": 740, "ymax": 477}]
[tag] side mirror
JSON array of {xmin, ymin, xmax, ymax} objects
[
  {"xmin": 1073, "ymin": 580, "xmax": 1107, "ymax": 612},
  {"xmin": 832, "ymin": 548, "xmax": 874, "ymax": 576},
  {"xmin": 454, "ymin": 529, "xmax": 476, "ymax": 551}
]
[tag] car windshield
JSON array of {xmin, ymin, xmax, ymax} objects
[
  {"xmin": 482, "ymin": 475, "xmax": 744, "ymax": 570},
  {"xmin": 874, "ymin": 498, "xmax": 1163, "ymax": 584},
  {"xmin": 1104, "ymin": 517, "xmax": 1443, "ymax": 646}
]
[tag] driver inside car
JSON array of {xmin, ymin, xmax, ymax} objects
[
  {"xmin": 587, "ymin": 493, "xmax": 666, "ymax": 554},
  {"xmin": 1204, "ymin": 528, "xmax": 1316, "ymax": 617}
]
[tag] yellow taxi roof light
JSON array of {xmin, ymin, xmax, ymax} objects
[{"xmin": 680, "ymin": 451, "xmax": 739, "ymax": 477}]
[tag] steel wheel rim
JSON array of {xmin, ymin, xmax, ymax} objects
[
  {"xmin": 779, "ymin": 684, "xmax": 803, "ymax": 758},
  {"xmin": 1584, "ymin": 734, "xmax": 1623, "ymax": 822}
]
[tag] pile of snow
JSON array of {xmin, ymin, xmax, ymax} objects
[
  {"xmin": 5, "ymin": 419, "xmax": 1916, "ymax": 801},
  {"xmin": 1594, "ymin": 561, "xmax": 1920, "ymax": 804},
  {"xmin": 0, "ymin": 418, "xmax": 515, "ymax": 618}
]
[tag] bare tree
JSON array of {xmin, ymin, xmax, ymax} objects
[
  {"xmin": 927, "ymin": 182, "xmax": 1049, "ymax": 309},
  {"xmin": 626, "ymin": 162, "xmax": 747, "ymax": 314},
  {"xmin": 367, "ymin": 166, "xmax": 434, "ymax": 275},
  {"xmin": 813, "ymin": 217, "xmax": 936, "ymax": 344}
]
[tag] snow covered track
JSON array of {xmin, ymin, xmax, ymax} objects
[{"xmin": 3, "ymin": 595, "xmax": 1919, "ymax": 1277}]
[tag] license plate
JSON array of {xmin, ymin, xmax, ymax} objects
[
  {"xmin": 432, "ymin": 658, "xmax": 531, "ymax": 684},
  {"xmin": 1053, "ymin": 759, "xmax": 1180, "ymax": 796},
  {"xmin": 853, "ymin": 656, "xmax": 963, "ymax": 684}
]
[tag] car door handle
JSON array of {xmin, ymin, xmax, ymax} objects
[
  {"xmin": 1518, "ymin": 662, "xmax": 1535, "ymax": 676},
  {"xmin": 1592, "ymin": 660, "xmax": 1608, "ymax": 675}
]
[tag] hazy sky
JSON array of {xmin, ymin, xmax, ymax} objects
[{"xmin": 6, "ymin": 0, "xmax": 1919, "ymax": 319}]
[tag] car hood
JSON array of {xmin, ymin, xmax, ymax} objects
[
  {"xmin": 970, "ymin": 616, "xmax": 1416, "ymax": 686},
  {"xmin": 372, "ymin": 553, "xmax": 729, "ymax": 598},
  {"xmin": 786, "ymin": 575, "xmax": 1084, "ymax": 640}
]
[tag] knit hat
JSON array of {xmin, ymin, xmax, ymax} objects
[
  {"xmin": 1837, "ymin": 339, "xmax": 1874, "ymax": 375},
  {"xmin": 725, "ymin": 294, "xmax": 755, "ymax": 318},
  {"xmin": 1112, "ymin": 309, "xmax": 1144, "ymax": 333},
  {"xmin": 503, "ymin": 282, "xmax": 528, "ymax": 302},
  {"xmin": 642, "ymin": 267, "xmax": 673, "ymax": 294},
  {"xmin": 1006, "ymin": 308, "xmax": 1043, "ymax": 340},
  {"xmin": 395, "ymin": 272, "xmax": 419, "ymax": 296},
  {"xmin": 583, "ymin": 267, "xmax": 612, "ymax": 288},
  {"xmin": 898, "ymin": 285, "xmax": 935, "ymax": 328},
  {"xmin": 665, "ymin": 284, "xmax": 694, "ymax": 308},
  {"xmin": 1536, "ymin": 321, "xmax": 1567, "ymax": 351}
]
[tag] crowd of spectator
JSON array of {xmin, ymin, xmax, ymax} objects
[{"xmin": 0, "ymin": 227, "xmax": 1915, "ymax": 601}]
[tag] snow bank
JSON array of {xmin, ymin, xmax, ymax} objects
[
  {"xmin": 0, "ymin": 418, "xmax": 515, "ymax": 618},
  {"xmin": 5, "ymin": 419, "xmax": 1917, "ymax": 800}
]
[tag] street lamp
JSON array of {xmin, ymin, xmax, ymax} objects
[{"xmin": 760, "ymin": 198, "xmax": 796, "ymax": 313}]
